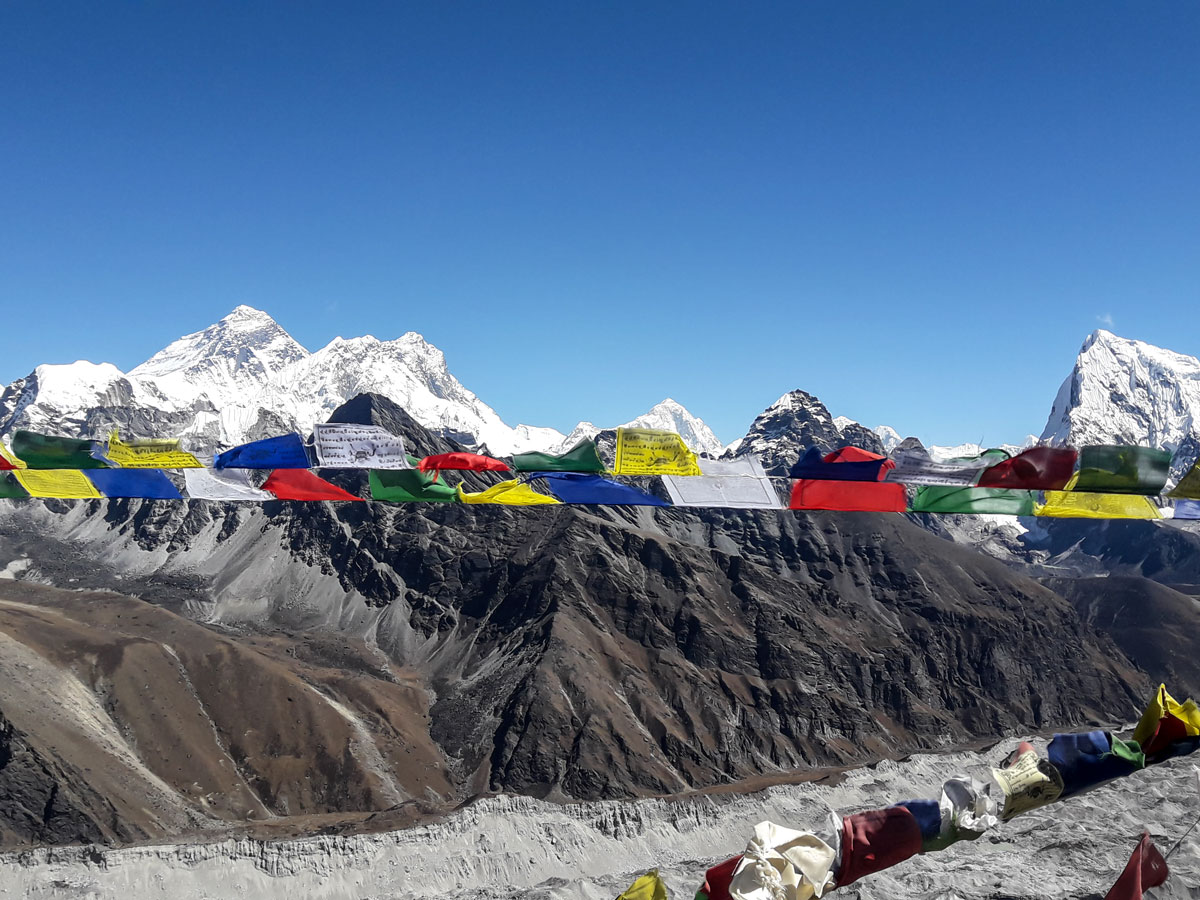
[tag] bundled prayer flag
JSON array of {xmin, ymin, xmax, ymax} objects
[
  {"xmin": 184, "ymin": 468, "xmax": 273, "ymax": 501},
  {"xmin": 728, "ymin": 820, "xmax": 838, "ymax": 900},
  {"xmin": 617, "ymin": 871, "xmax": 668, "ymax": 900},
  {"xmin": 1103, "ymin": 833, "xmax": 1169, "ymax": 900},
  {"xmin": 885, "ymin": 448, "xmax": 1005, "ymax": 486},
  {"xmin": 368, "ymin": 468, "xmax": 459, "ymax": 503},
  {"xmin": 0, "ymin": 440, "xmax": 25, "ymax": 470},
  {"xmin": 0, "ymin": 472, "xmax": 30, "ymax": 498},
  {"xmin": 1131, "ymin": 684, "xmax": 1200, "ymax": 756},
  {"xmin": 909, "ymin": 486, "xmax": 1036, "ymax": 516},
  {"xmin": 929, "ymin": 777, "xmax": 998, "ymax": 852},
  {"xmin": 789, "ymin": 479, "xmax": 907, "ymax": 512},
  {"xmin": 313, "ymin": 423, "xmax": 411, "ymax": 469},
  {"xmin": 418, "ymin": 452, "xmax": 509, "ymax": 481},
  {"xmin": 836, "ymin": 807, "xmax": 923, "ymax": 888},
  {"xmin": 1169, "ymin": 458, "xmax": 1200, "ymax": 500},
  {"xmin": 613, "ymin": 427, "xmax": 702, "ymax": 476},
  {"xmin": 977, "ymin": 446, "xmax": 1077, "ymax": 490},
  {"xmin": 14, "ymin": 468, "xmax": 103, "ymax": 499},
  {"xmin": 456, "ymin": 479, "xmax": 559, "ymax": 506},
  {"xmin": 214, "ymin": 434, "xmax": 310, "ymax": 469},
  {"xmin": 102, "ymin": 430, "xmax": 202, "ymax": 468},
  {"xmin": 1047, "ymin": 731, "xmax": 1143, "ymax": 799},
  {"xmin": 990, "ymin": 747, "xmax": 1064, "ymax": 820},
  {"xmin": 511, "ymin": 439, "xmax": 606, "ymax": 473},
  {"xmin": 11, "ymin": 430, "xmax": 109, "ymax": 470},
  {"xmin": 1037, "ymin": 489, "xmax": 1161, "ymax": 519},
  {"xmin": 536, "ymin": 472, "xmax": 668, "ymax": 506},
  {"xmin": 261, "ymin": 469, "xmax": 363, "ymax": 501},
  {"xmin": 1073, "ymin": 445, "xmax": 1171, "ymax": 495},
  {"xmin": 85, "ymin": 469, "xmax": 182, "ymax": 499},
  {"xmin": 790, "ymin": 446, "xmax": 893, "ymax": 482}
]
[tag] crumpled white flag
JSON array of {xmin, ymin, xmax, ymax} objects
[
  {"xmin": 729, "ymin": 819, "xmax": 839, "ymax": 900},
  {"xmin": 184, "ymin": 468, "xmax": 272, "ymax": 501},
  {"xmin": 939, "ymin": 776, "xmax": 1000, "ymax": 842},
  {"xmin": 663, "ymin": 455, "xmax": 781, "ymax": 509},
  {"xmin": 313, "ymin": 423, "xmax": 411, "ymax": 469}
]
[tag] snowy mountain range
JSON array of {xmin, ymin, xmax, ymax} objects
[{"xmin": 1, "ymin": 311, "xmax": 1196, "ymax": 463}]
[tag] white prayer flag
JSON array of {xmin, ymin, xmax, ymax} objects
[
  {"xmin": 663, "ymin": 456, "xmax": 780, "ymax": 509},
  {"xmin": 313, "ymin": 424, "xmax": 411, "ymax": 469},
  {"xmin": 885, "ymin": 449, "xmax": 989, "ymax": 486},
  {"xmin": 184, "ymin": 468, "xmax": 272, "ymax": 501}
]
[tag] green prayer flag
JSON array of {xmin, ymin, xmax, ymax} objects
[
  {"xmin": 1107, "ymin": 736, "xmax": 1145, "ymax": 769},
  {"xmin": 910, "ymin": 485, "xmax": 1036, "ymax": 515},
  {"xmin": 1169, "ymin": 458, "xmax": 1200, "ymax": 499},
  {"xmin": 369, "ymin": 468, "xmax": 459, "ymax": 502},
  {"xmin": 1073, "ymin": 445, "xmax": 1170, "ymax": 495},
  {"xmin": 511, "ymin": 439, "xmax": 606, "ymax": 473},
  {"xmin": 11, "ymin": 430, "xmax": 110, "ymax": 470},
  {"xmin": 0, "ymin": 472, "xmax": 30, "ymax": 498}
]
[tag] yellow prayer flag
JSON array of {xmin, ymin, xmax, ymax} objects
[
  {"xmin": 613, "ymin": 427, "xmax": 702, "ymax": 476},
  {"xmin": 1133, "ymin": 684, "xmax": 1200, "ymax": 747},
  {"xmin": 14, "ymin": 469, "xmax": 103, "ymax": 499},
  {"xmin": 103, "ymin": 430, "xmax": 203, "ymax": 468},
  {"xmin": 0, "ymin": 440, "xmax": 26, "ymax": 469},
  {"xmin": 990, "ymin": 749, "xmax": 1063, "ymax": 820},
  {"xmin": 617, "ymin": 871, "xmax": 668, "ymax": 900},
  {"xmin": 1036, "ymin": 491, "xmax": 1161, "ymax": 519},
  {"xmin": 456, "ymin": 479, "xmax": 560, "ymax": 506}
]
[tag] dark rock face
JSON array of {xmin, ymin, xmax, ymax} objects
[{"xmin": 728, "ymin": 391, "xmax": 884, "ymax": 475}]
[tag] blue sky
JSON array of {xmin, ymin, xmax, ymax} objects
[{"xmin": 3, "ymin": 3, "xmax": 1197, "ymax": 445}]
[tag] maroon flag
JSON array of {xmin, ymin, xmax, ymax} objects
[
  {"xmin": 977, "ymin": 447, "xmax": 1077, "ymax": 490},
  {"xmin": 1104, "ymin": 832, "xmax": 1168, "ymax": 900}
]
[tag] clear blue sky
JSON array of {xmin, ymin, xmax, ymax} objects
[{"xmin": 3, "ymin": 2, "xmax": 1197, "ymax": 445}]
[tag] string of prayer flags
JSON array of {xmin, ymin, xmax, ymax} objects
[
  {"xmin": 417, "ymin": 452, "xmax": 509, "ymax": 481},
  {"xmin": 1132, "ymin": 684, "xmax": 1200, "ymax": 757},
  {"xmin": 13, "ymin": 468, "xmax": 103, "ymax": 499},
  {"xmin": 84, "ymin": 469, "xmax": 182, "ymax": 499},
  {"xmin": 990, "ymin": 745, "xmax": 1065, "ymax": 820},
  {"xmin": 613, "ymin": 427, "xmax": 702, "ymax": 476},
  {"xmin": 368, "ymin": 468, "xmax": 459, "ymax": 503},
  {"xmin": 11, "ymin": 430, "xmax": 109, "ymax": 470},
  {"xmin": 836, "ymin": 807, "xmax": 922, "ymax": 888},
  {"xmin": 1048, "ymin": 731, "xmax": 1144, "ymax": 799},
  {"xmin": 909, "ymin": 486, "xmax": 1036, "ymax": 516},
  {"xmin": 261, "ymin": 469, "xmax": 363, "ymax": 501},
  {"xmin": 184, "ymin": 468, "xmax": 273, "ymax": 501},
  {"xmin": 616, "ymin": 871, "xmax": 668, "ymax": 900},
  {"xmin": 535, "ymin": 472, "xmax": 668, "ymax": 506},
  {"xmin": 102, "ymin": 430, "xmax": 202, "ymax": 468},
  {"xmin": 0, "ymin": 472, "xmax": 30, "ymax": 498},
  {"xmin": 0, "ymin": 441, "xmax": 25, "ymax": 470},
  {"xmin": 313, "ymin": 423, "xmax": 411, "ymax": 469},
  {"xmin": 1037, "ymin": 489, "xmax": 1161, "ymax": 519},
  {"xmin": 511, "ymin": 439, "xmax": 606, "ymax": 473},
  {"xmin": 1169, "ymin": 458, "xmax": 1200, "ymax": 500},
  {"xmin": 1073, "ymin": 445, "xmax": 1171, "ymax": 495},
  {"xmin": 1104, "ymin": 833, "xmax": 1169, "ymax": 900},
  {"xmin": 662, "ymin": 455, "xmax": 781, "ymax": 509},
  {"xmin": 976, "ymin": 446, "xmax": 1077, "ymax": 490},
  {"xmin": 790, "ymin": 446, "xmax": 893, "ymax": 482},
  {"xmin": 789, "ymin": 479, "xmax": 907, "ymax": 512},
  {"xmin": 214, "ymin": 434, "xmax": 310, "ymax": 469},
  {"xmin": 456, "ymin": 479, "xmax": 559, "ymax": 506},
  {"xmin": 885, "ymin": 448, "xmax": 1003, "ymax": 486},
  {"xmin": 728, "ymin": 820, "xmax": 839, "ymax": 900}
]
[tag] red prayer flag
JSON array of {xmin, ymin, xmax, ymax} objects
[
  {"xmin": 0, "ymin": 458, "xmax": 14, "ymax": 471},
  {"xmin": 1104, "ymin": 832, "xmax": 1168, "ymax": 900},
  {"xmin": 1140, "ymin": 713, "xmax": 1191, "ymax": 757},
  {"xmin": 261, "ymin": 469, "xmax": 363, "ymax": 501},
  {"xmin": 789, "ymin": 479, "xmax": 907, "ymax": 512},
  {"xmin": 417, "ymin": 452, "xmax": 510, "ymax": 481},
  {"xmin": 977, "ymin": 446, "xmax": 1077, "ymax": 490},
  {"xmin": 837, "ymin": 806, "xmax": 923, "ymax": 887},
  {"xmin": 698, "ymin": 855, "xmax": 741, "ymax": 900}
]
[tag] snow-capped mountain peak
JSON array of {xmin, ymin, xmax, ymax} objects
[
  {"xmin": 873, "ymin": 425, "xmax": 902, "ymax": 453},
  {"xmin": 1042, "ymin": 329, "xmax": 1200, "ymax": 451},
  {"xmin": 622, "ymin": 399, "xmax": 723, "ymax": 456}
]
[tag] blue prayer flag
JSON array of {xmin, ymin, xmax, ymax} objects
[
  {"xmin": 213, "ymin": 434, "xmax": 310, "ymax": 469},
  {"xmin": 84, "ymin": 469, "xmax": 182, "ymax": 499},
  {"xmin": 535, "ymin": 473, "xmax": 669, "ymax": 506},
  {"xmin": 788, "ymin": 446, "xmax": 887, "ymax": 481}
]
